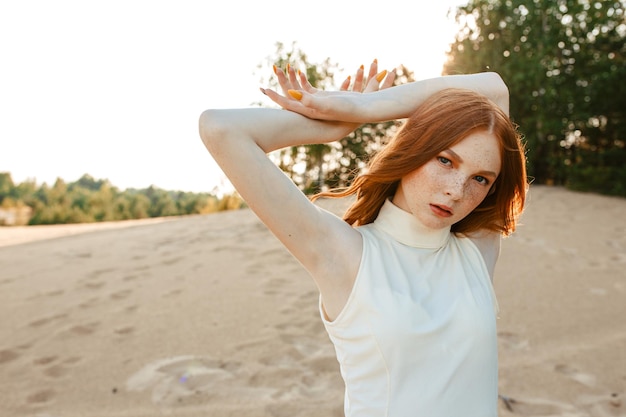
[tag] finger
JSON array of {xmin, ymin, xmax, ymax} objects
[
  {"xmin": 286, "ymin": 64, "xmax": 302, "ymax": 89},
  {"xmin": 366, "ymin": 59, "xmax": 378, "ymax": 85},
  {"xmin": 340, "ymin": 75, "xmax": 351, "ymax": 91},
  {"xmin": 262, "ymin": 87, "xmax": 304, "ymax": 111},
  {"xmin": 380, "ymin": 68, "xmax": 397, "ymax": 89},
  {"xmin": 298, "ymin": 69, "xmax": 317, "ymax": 94},
  {"xmin": 363, "ymin": 70, "xmax": 387, "ymax": 93},
  {"xmin": 352, "ymin": 65, "xmax": 364, "ymax": 92},
  {"xmin": 273, "ymin": 65, "xmax": 294, "ymax": 96},
  {"xmin": 264, "ymin": 88, "xmax": 322, "ymax": 119}
]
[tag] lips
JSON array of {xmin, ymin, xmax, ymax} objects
[{"xmin": 430, "ymin": 204, "xmax": 453, "ymax": 217}]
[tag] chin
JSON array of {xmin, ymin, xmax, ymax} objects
[{"xmin": 422, "ymin": 216, "xmax": 452, "ymax": 230}]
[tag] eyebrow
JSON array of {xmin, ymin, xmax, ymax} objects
[{"xmin": 443, "ymin": 149, "xmax": 499, "ymax": 178}]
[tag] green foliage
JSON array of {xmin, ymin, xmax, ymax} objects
[
  {"xmin": 0, "ymin": 172, "xmax": 245, "ymax": 226},
  {"xmin": 566, "ymin": 148, "xmax": 626, "ymax": 195},
  {"xmin": 0, "ymin": 173, "xmax": 14, "ymax": 202},
  {"xmin": 444, "ymin": 0, "xmax": 626, "ymax": 196},
  {"xmin": 257, "ymin": 42, "xmax": 409, "ymax": 195}
]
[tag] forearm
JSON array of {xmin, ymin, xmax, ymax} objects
[
  {"xmin": 199, "ymin": 107, "xmax": 357, "ymax": 154},
  {"xmin": 297, "ymin": 72, "xmax": 510, "ymax": 124},
  {"xmin": 360, "ymin": 72, "xmax": 510, "ymax": 120}
]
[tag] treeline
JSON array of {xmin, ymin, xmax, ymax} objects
[
  {"xmin": 0, "ymin": 172, "xmax": 245, "ymax": 226},
  {"xmin": 444, "ymin": 0, "xmax": 626, "ymax": 196},
  {"xmin": 262, "ymin": 0, "xmax": 625, "ymax": 198}
]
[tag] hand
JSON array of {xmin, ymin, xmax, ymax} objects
[
  {"xmin": 261, "ymin": 59, "xmax": 396, "ymax": 122},
  {"xmin": 338, "ymin": 59, "xmax": 396, "ymax": 93}
]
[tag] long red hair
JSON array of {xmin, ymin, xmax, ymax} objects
[{"xmin": 313, "ymin": 88, "xmax": 527, "ymax": 236}]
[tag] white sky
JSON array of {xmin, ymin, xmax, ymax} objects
[{"xmin": 1, "ymin": 0, "xmax": 465, "ymax": 194}]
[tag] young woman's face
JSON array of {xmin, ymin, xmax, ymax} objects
[{"xmin": 392, "ymin": 130, "xmax": 502, "ymax": 229}]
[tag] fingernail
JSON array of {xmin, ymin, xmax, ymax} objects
[
  {"xmin": 272, "ymin": 65, "xmax": 277, "ymax": 75},
  {"xmin": 359, "ymin": 65, "xmax": 364, "ymax": 70},
  {"xmin": 288, "ymin": 89, "xmax": 303, "ymax": 100},
  {"xmin": 374, "ymin": 58, "xmax": 378, "ymax": 64},
  {"xmin": 287, "ymin": 63, "xmax": 291, "ymax": 72},
  {"xmin": 376, "ymin": 70, "xmax": 388, "ymax": 82},
  {"xmin": 260, "ymin": 88, "xmax": 267, "ymax": 95}
]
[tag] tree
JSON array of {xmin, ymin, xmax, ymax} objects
[
  {"xmin": 444, "ymin": 0, "xmax": 626, "ymax": 195},
  {"xmin": 0, "ymin": 173, "xmax": 14, "ymax": 204}
]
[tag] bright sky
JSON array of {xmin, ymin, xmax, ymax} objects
[{"xmin": 1, "ymin": 0, "xmax": 465, "ymax": 194}]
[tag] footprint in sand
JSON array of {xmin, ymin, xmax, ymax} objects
[
  {"xmin": 25, "ymin": 388, "xmax": 56, "ymax": 405},
  {"xmin": 42, "ymin": 364, "xmax": 68, "ymax": 378},
  {"xmin": 263, "ymin": 277, "xmax": 293, "ymax": 296},
  {"xmin": 122, "ymin": 274, "xmax": 139, "ymax": 282},
  {"xmin": 0, "ymin": 348, "xmax": 20, "ymax": 364},
  {"xmin": 126, "ymin": 355, "xmax": 242, "ymax": 406},
  {"xmin": 162, "ymin": 289, "xmax": 182, "ymax": 298},
  {"xmin": 58, "ymin": 321, "xmax": 100, "ymax": 337},
  {"xmin": 497, "ymin": 331, "xmax": 529, "ymax": 350},
  {"xmin": 610, "ymin": 253, "xmax": 626, "ymax": 263},
  {"xmin": 554, "ymin": 363, "xmax": 597, "ymax": 387},
  {"xmin": 577, "ymin": 392, "xmax": 624, "ymax": 415},
  {"xmin": 40, "ymin": 356, "xmax": 81, "ymax": 379},
  {"xmin": 110, "ymin": 289, "xmax": 132, "ymax": 300},
  {"xmin": 122, "ymin": 304, "xmax": 139, "ymax": 314},
  {"xmin": 114, "ymin": 326, "xmax": 135, "ymax": 336},
  {"xmin": 89, "ymin": 267, "xmax": 116, "ymax": 278},
  {"xmin": 498, "ymin": 395, "xmax": 578, "ymax": 416},
  {"xmin": 259, "ymin": 333, "xmax": 333, "ymax": 370},
  {"xmin": 161, "ymin": 256, "xmax": 183, "ymax": 266},
  {"xmin": 81, "ymin": 280, "xmax": 106, "ymax": 290},
  {"xmin": 33, "ymin": 355, "xmax": 58, "ymax": 366},
  {"xmin": 266, "ymin": 353, "xmax": 343, "ymax": 404},
  {"xmin": 265, "ymin": 402, "xmax": 344, "ymax": 417},
  {"xmin": 77, "ymin": 296, "xmax": 100, "ymax": 309},
  {"xmin": 28, "ymin": 313, "xmax": 68, "ymax": 328}
]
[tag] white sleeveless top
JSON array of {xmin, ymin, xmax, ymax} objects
[{"xmin": 320, "ymin": 200, "xmax": 499, "ymax": 417}]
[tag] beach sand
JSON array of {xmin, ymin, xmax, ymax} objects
[{"xmin": 0, "ymin": 185, "xmax": 624, "ymax": 417}]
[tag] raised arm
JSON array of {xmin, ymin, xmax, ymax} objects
[
  {"xmin": 263, "ymin": 70, "xmax": 510, "ymax": 122},
  {"xmin": 198, "ymin": 62, "xmax": 391, "ymax": 320}
]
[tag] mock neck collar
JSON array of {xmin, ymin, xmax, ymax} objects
[{"xmin": 372, "ymin": 199, "xmax": 451, "ymax": 249}]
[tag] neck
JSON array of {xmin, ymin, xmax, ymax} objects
[{"xmin": 372, "ymin": 199, "xmax": 451, "ymax": 249}]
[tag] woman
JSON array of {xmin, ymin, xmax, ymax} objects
[{"xmin": 199, "ymin": 60, "xmax": 527, "ymax": 416}]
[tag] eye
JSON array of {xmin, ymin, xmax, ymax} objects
[
  {"xmin": 474, "ymin": 175, "xmax": 490, "ymax": 185},
  {"xmin": 437, "ymin": 156, "xmax": 451, "ymax": 166}
]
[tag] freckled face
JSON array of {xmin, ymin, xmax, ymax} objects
[{"xmin": 392, "ymin": 130, "xmax": 502, "ymax": 230}]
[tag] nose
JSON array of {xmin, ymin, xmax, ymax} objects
[{"xmin": 444, "ymin": 174, "xmax": 465, "ymax": 200}]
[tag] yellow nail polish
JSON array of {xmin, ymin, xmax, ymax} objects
[
  {"xmin": 374, "ymin": 58, "xmax": 378, "ymax": 64},
  {"xmin": 272, "ymin": 65, "xmax": 277, "ymax": 75},
  {"xmin": 359, "ymin": 65, "xmax": 364, "ymax": 70},
  {"xmin": 288, "ymin": 89, "xmax": 303, "ymax": 100},
  {"xmin": 287, "ymin": 63, "xmax": 291, "ymax": 72},
  {"xmin": 376, "ymin": 70, "xmax": 388, "ymax": 82}
]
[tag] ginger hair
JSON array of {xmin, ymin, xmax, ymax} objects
[{"xmin": 312, "ymin": 88, "xmax": 527, "ymax": 236}]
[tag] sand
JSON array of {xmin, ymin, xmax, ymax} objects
[{"xmin": 0, "ymin": 185, "xmax": 624, "ymax": 417}]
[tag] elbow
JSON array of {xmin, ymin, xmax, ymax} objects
[
  {"xmin": 484, "ymin": 72, "xmax": 510, "ymax": 115},
  {"xmin": 198, "ymin": 109, "xmax": 227, "ymax": 154}
]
